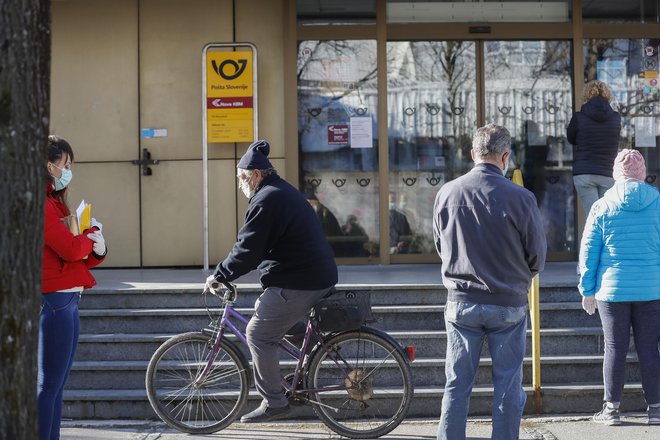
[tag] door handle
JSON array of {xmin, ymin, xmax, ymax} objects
[{"xmin": 132, "ymin": 148, "xmax": 159, "ymax": 176}]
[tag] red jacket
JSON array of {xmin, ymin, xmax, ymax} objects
[{"xmin": 42, "ymin": 185, "xmax": 105, "ymax": 293}]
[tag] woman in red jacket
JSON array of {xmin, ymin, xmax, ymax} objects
[{"xmin": 39, "ymin": 136, "xmax": 106, "ymax": 440}]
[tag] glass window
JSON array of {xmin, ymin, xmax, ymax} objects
[
  {"xmin": 387, "ymin": 41, "xmax": 477, "ymax": 256},
  {"xmin": 582, "ymin": 0, "xmax": 659, "ymax": 23},
  {"xmin": 583, "ymin": 38, "xmax": 660, "ymax": 188},
  {"xmin": 298, "ymin": 40, "xmax": 379, "ymax": 258},
  {"xmin": 297, "ymin": 0, "xmax": 376, "ymax": 25},
  {"xmin": 485, "ymin": 40, "xmax": 575, "ymax": 254},
  {"xmin": 387, "ymin": 1, "xmax": 570, "ymax": 23}
]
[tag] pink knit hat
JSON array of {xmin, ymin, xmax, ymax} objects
[{"xmin": 613, "ymin": 149, "xmax": 646, "ymax": 181}]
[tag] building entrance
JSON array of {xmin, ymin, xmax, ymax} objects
[{"xmin": 297, "ymin": 38, "xmax": 576, "ymax": 262}]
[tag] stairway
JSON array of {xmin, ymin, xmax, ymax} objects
[{"xmin": 63, "ymin": 265, "xmax": 647, "ymax": 420}]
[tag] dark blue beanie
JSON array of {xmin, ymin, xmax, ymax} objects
[{"xmin": 237, "ymin": 140, "xmax": 273, "ymax": 170}]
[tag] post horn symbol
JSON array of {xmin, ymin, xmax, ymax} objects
[
  {"xmin": 332, "ymin": 178, "xmax": 346, "ymax": 188},
  {"xmin": 212, "ymin": 59, "xmax": 247, "ymax": 80},
  {"xmin": 498, "ymin": 106, "xmax": 511, "ymax": 115},
  {"xmin": 306, "ymin": 178, "xmax": 322, "ymax": 188},
  {"xmin": 522, "ymin": 106, "xmax": 535, "ymax": 115},
  {"xmin": 402, "ymin": 177, "xmax": 417, "ymax": 186},
  {"xmin": 451, "ymin": 106, "xmax": 464, "ymax": 115},
  {"xmin": 427, "ymin": 177, "xmax": 442, "ymax": 186},
  {"xmin": 356, "ymin": 178, "xmax": 371, "ymax": 187}
]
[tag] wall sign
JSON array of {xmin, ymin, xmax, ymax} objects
[{"xmin": 206, "ymin": 51, "xmax": 254, "ymax": 143}]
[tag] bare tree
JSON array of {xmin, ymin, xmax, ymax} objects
[{"xmin": 0, "ymin": 0, "xmax": 51, "ymax": 438}]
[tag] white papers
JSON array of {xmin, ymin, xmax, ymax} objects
[
  {"xmin": 635, "ymin": 117, "xmax": 657, "ymax": 147},
  {"xmin": 350, "ymin": 117, "xmax": 373, "ymax": 149}
]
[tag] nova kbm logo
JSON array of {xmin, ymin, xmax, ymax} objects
[{"xmin": 212, "ymin": 59, "xmax": 247, "ymax": 80}]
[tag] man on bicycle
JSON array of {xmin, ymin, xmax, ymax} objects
[{"xmin": 205, "ymin": 139, "xmax": 338, "ymax": 423}]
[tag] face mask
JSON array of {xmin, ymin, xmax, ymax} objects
[
  {"xmin": 239, "ymin": 173, "xmax": 255, "ymax": 199},
  {"xmin": 502, "ymin": 154, "xmax": 509, "ymax": 176},
  {"xmin": 388, "ymin": 202, "xmax": 396, "ymax": 210},
  {"xmin": 50, "ymin": 164, "xmax": 73, "ymax": 190}
]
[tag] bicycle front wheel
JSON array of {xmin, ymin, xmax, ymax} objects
[
  {"xmin": 306, "ymin": 330, "xmax": 413, "ymax": 439},
  {"xmin": 145, "ymin": 332, "xmax": 249, "ymax": 434}
]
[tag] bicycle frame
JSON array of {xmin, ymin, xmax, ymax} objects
[{"xmin": 194, "ymin": 298, "xmax": 362, "ymax": 398}]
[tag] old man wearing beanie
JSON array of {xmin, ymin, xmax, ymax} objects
[
  {"xmin": 205, "ymin": 140, "xmax": 338, "ymax": 422},
  {"xmin": 578, "ymin": 149, "xmax": 660, "ymax": 426}
]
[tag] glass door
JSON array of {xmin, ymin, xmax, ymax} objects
[
  {"xmin": 484, "ymin": 40, "xmax": 575, "ymax": 258},
  {"xmin": 386, "ymin": 41, "xmax": 477, "ymax": 260}
]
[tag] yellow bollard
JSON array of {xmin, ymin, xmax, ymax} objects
[{"xmin": 512, "ymin": 168, "xmax": 543, "ymax": 413}]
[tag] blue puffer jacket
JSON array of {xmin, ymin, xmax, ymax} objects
[
  {"xmin": 578, "ymin": 180, "xmax": 660, "ymax": 302},
  {"xmin": 567, "ymin": 96, "xmax": 621, "ymax": 177}
]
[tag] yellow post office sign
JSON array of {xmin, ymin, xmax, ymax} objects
[{"xmin": 206, "ymin": 51, "xmax": 254, "ymax": 143}]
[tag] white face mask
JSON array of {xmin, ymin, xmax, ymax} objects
[{"xmin": 239, "ymin": 172, "xmax": 255, "ymax": 199}]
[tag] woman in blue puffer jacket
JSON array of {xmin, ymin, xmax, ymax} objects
[{"xmin": 578, "ymin": 149, "xmax": 660, "ymax": 426}]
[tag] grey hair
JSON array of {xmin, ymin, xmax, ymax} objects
[
  {"xmin": 472, "ymin": 123, "xmax": 511, "ymax": 158},
  {"xmin": 239, "ymin": 167, "xmax": 277, "ymax": 178}
]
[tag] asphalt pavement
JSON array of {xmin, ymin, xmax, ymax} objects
[{"xmin": 60, "ymin": 414, "xmax": 659, "ymax": 440}]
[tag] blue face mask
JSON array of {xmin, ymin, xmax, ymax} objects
[
  {"xmin": 51, "ymin": 164, "xmax": 73, "ymax": 190},
  {"xmin": 502, "ymin": 153, "xmax": 509, "ymax": 176}
]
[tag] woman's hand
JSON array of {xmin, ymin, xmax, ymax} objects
[
  {"xmin": 581, "ymin": 296, "xmax": 596, "ymax": 315},
  {"xmin": 88, "ymin": 231, "xmax": 106, "ymax": 256}
]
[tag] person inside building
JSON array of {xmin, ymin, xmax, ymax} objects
[
  {"xmin": 432, "ymin": 124, "xmax": 547, "ymax": 440},
  {"xmin": 522, "ymin": 119, "xmax": 550, "ymax": 207},
  {"xmin": 205, "ymin": 140, "xmax": 337, "ymax": 423},
  {"xmin": 40, "ymin": 135, "xmax": 107, "ymax": 440},
  {"xmin": 578, "ymin": 149, "xmax": 660, "ymax": 426},
  {"xmin": 306, "ymin": 192, "xmax": 343, "ymax": 256},
  {"xmin": 568, "ymin": 79, "xmax": 621, "ymax": 216},
  {"xmin": 389, "ymin": 191, "xmax": 413, "ymax": 254},
  {"xmin": 341, "ymin": 214, "xmax": 370, "ymax": 257}
]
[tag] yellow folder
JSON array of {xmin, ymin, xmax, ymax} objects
[{"xmin": 79, "ymin": 204, "xmax": 92, "ymax": 233}]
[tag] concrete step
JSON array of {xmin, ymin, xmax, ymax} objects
[
  {"xmin": 82, "ymin": 286, "xmax": 583, "ymax": 309},
  {"xmin": 62, "ymin": 383, "xmax": 648, "ymax": 420},
  {"xmin": 78, "ymin": 303, "xmax": 601, "ymax": 333},
  {"xmin": 65, "ymin": 354, "xmax": 642, "ymax": 390},
  {"xmin": 75, "ymin": 327, "xmax": 616, "ymax": 361}
]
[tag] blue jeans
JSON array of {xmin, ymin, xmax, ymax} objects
[
  {"xmin": 597, "ymin": 299, "xmax": 660, "ymax": 405},
  {"xmin": 438, "ymin": 301, "xmax": 528, "ymax": 440},
  {"xmin": 38, "ymin": 292, "xmax": 81, "ymax": 440}
]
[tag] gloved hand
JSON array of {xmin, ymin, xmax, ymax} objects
[
  {"xmin": 88, "ymin": 231, "xmax": 106, "ymax": 256},
  {"xmin": 91, "ymin": 217, "xmax": 103, "ymax": 232},
  {"xmin": 582, "ymin": 296, "xmax": 596, "ymax": 315},
  {"xmin": 204, "ymin": 274, "xmax": 221, "ymax": 294}
]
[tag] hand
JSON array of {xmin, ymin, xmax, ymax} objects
[
  {"xmin": 204, "ymin": 274, "xmax": 221, "ymax": 294},
  {"xmin": 91, "ymin": 217, "xmax": 103, "ymax": 232},
  {"xmin": 88, "ymin": 231, "xmax": 106, "ymax": 256},
  {"xmin": 582, "ymin": 296, "xmax": 596, "ymax": 315}
]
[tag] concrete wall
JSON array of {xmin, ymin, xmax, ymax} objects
[{"xmin": 51, "ymin": 0, "xmax": 286, "ymax": 267}]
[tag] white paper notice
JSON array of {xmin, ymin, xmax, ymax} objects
[
  {"xmin": 635, "ymin": 117, "xmax": 657, "ymax": 147},
  {"xmin": 76, "ymin": 200, "xmax": 87, "ymax": 226},
  {"xmin": 350, "ymin": 117, "xmax": 373, "ymax": 149}
]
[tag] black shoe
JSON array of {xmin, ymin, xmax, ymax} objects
[{"xmin": 240, "ymin": 402, "xmax": 291, "ymax": 423}]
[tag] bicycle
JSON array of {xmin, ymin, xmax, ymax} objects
[{"xmin": 145, "ymin": 281, "xmax": 414, "ymax": 438}]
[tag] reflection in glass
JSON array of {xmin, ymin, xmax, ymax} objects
[
  {"xmin": 298, "ymin": 40, "xmax": 379, "ymax": 258},
  {"xmin": 485, "ymin": 40, "xmax": 574, "ymax": 254},
  {"xmin": 387, "ymin": 41, "xmax": 477, "ymax": 255},
  {"xmin": 582, "ymin": 0, "xmax": 658, "ymax": 23},
  {"xmin": 583, "ymin": 38, "xmax": 660, "ymax": 189}
]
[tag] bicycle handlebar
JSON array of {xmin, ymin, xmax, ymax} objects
[{"xmin": 207, "ymin": 280, "xmax": 237, "ymax": 303}]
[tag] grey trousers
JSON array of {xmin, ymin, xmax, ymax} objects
[
  {"xmin": 246, "ymin": 286, "xmax": 332, "ymax": 408},
  {"xmin": 573, "ymin": 174, "xmax": 614, "ymax": 217}
]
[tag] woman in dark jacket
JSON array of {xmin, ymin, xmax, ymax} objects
[
  {"xmin": 39, "ymin": 136, "xmax": 107, "ymax": 440},
  {"xmin": 567, "ymin": 80, "xmax": 621, "ymax": 216}
]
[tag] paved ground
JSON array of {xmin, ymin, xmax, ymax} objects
[{"xmin": 61, "ymin": 415, "xmax": 659, "ymax": 439}]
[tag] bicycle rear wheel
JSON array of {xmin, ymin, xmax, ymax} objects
[
  {"xmin": 145, "ymin": 332, "xmax": 249, "ymax": 434},
  {"xmin": 306, "ymin": 329, "xmax": 413, "ymax": 439}
]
